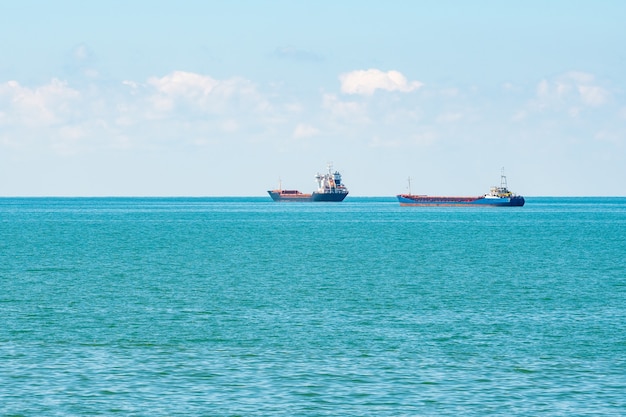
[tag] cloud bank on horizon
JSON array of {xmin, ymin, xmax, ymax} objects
[
  {"xmin": 1, "ymin": 66, "xmax": 624, "ymax": 196},
  {"xmin": 339, "ymin": 69, "xmax": 423, "ymax": 95},
  {"xmin": 1, "ymin": 1, "xmax": 625, "ymax": 196}
]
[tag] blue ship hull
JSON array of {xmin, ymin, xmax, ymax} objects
[
  {"xmin": 312, "ymin": 191, "xmax": 348, "ymax": 202},
  {"xmin": 397, "ymin": 194, "xmax": 525, "ymax": 207}
]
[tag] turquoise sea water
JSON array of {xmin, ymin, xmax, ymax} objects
[{"xmin": 1, "ymin": 197, "xmax": 625, "ymax": 416}]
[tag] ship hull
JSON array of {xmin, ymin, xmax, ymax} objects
[
  {"xmin": 397, "ymin": 195, "xmax": 525, "ymax": 207},
  {"xmin": 312, "ymin": 191, "xmax": 348, "ymax": 202},
  {"xmin": 268, "ymin": 190, "xmax": 348, "ymax": 202}
]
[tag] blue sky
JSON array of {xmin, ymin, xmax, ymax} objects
[{"xmin": 1, "ymin": 0, "xmax": 625, "ymax": 196}]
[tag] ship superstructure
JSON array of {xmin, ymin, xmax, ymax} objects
[{"xmin": 312, "ymin": 165, "xmax": 349, "ymax": 201}]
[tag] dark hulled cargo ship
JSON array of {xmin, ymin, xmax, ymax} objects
[
  {"xmin": 397, "ymin": 170, "xmax": 525, "ymax": 207},
  {"xmin": 268, "ymin": 165, "xmax": 349, "ymax": 202}
]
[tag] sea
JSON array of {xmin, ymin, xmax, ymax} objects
[{"xmin": 1, "ymin": 197, "xmax": 625, "ymax": 416}]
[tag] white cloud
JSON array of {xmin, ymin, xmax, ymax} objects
[
  {"xmin": 566, "ymin": 71, "xmax": 595, "ymax": 84},
  {"xmin": 594, "ymin": 130, "xmax": 623, "ymax": 146},
  {"xmin": 535, "ymin": 71, "xmax": 608, "ymax": 109},
  {"xmin": 0, "ymin": 71, "xmax": 281, "ymax": 155},
  {"xmin": 410, "ymin": 131, "xmax": 437, "ymax": 146},
  {"xmin": 322, "ymin": 93, "xmax": 368, "ymax": 121},
  {"xmin": 293, "ymin": 123, "xmax": 319, "ymax": 138},
  {"xmin": 148, "ymin": 71, "xmax": 218, "ymax": 97},
  {"xmin": 0, "ymin": 79, "xmax": 80, "ymax": 127},
  {"xmin": 502, "ymin": 82, "xmax": 517, "ymax": 92},
  {"xmin": 146, "ymin": 71, "xmax": 268, "ymax": 115},
  {"xmin": 72, "ymin": 44, "xmax": 93, "ymax": 61},
  {"xmin": 122, "ymin": 80, "xmax": 140, "ymax": 91},
  {"xmin": 339, "ymin": 69, "xmax": 423, "ymax": 95},
  {"xmin": 578, "ymin": 85, "xmax": 607, "ymax": 107},
  {"xmin": 51, "ymin": 126, "xmax": 87, "ymax": 155},
  {"xmin": 66, "ymin": 43, "xmax": 99, "ymax": 79},
  {"xmin": 536, "ymin": 79, "xmax": 549, "ymax": 98}
]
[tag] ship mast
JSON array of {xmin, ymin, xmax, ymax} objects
[
  {"xmin": 407, "ymin": 177, "xmax": 412, "ymax": 196},
  {"xmin": 500, "ymin": 167, "xmax": 508, "ymax": 191}
]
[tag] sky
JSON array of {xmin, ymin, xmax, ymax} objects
[{"xmin": 1, "ymin": 0, "xmax": 625, "ymax": 196}]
